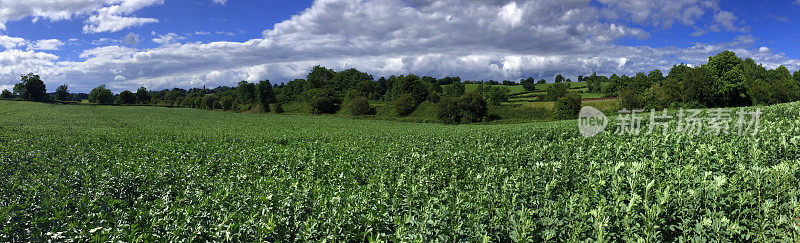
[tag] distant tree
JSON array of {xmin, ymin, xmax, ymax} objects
[
  {"xmin": 346, "ymin": 96, "xmax": 371, "ymax": 116},
  {"xmin": 55, "ymin": 84, "xmax": 70, "ymax": 101},
  {"xmin": 89, "ymin": 85, "xmax": 114, "ymax": 104},
  {"xmin": 476, "ymin": 85, "xmax": 509, "ymax": 105},
  {"xmin": 394, "ymin": 93, "xmax": 418, "ymax": 117},
  {"xmin": 502, "ymin": 80, "xmax": 515, "ymax": 85},
  {"xmin": 566, "ymin": 78, "xmax": 572, "ymax": 83},
  {"xmin": 554, "ymin": 74, "xmax": 565, "ymax": 83},
  {"xmin": 136, "ymin": 87, "xmax": 150, "ymax": 104},
  {"xmin": 257, "ymin": 80, "xmax": 275, "ymax": 112},
  {"xmin": 537, "ymin": 79, "xmax": 546, "ymax": 84},
  {"xmin": 443, "ymin": 82, "xmax": 466, "ymax": 98},
  {"xmin": 1, "ymin": 89, "xmax": 14, "ymax": 99},
  {"xmin": 311, "ymin": 91, "xmax": 339, "ymax": 114},
  {"xmin": 117, "ymin": 90, "xmax": 136, "ymax": 105},
  {"xmin": 459, "ymin": 92, "xmax": 488, "ymax": 123},
  {"xmin": 306, "ymin": 66, "xmax": 336, "ymax": 89},
  {"xmin": 202, "ymin": 95, "xmax": 217, "ymax": 109},
  {"xmin": 220, "ymin": 95, "xmax": 234, "ymax": 110},
  {"xmin": 544, "ymin": 83, "xmax": 568, "ymax": 101},
  {"xmin": 521, "ymin": 77, "xmax": 536, "ymax": 91},
  {"xmin": 648, "ymin": 70, "xmax": 664, "ymax": 85},
  {"xmin": 390, "ymin": 74, "xmax": 429, "ymax": 104},
  {"xmin": 14, "ymin": 73, "xmax": 47, "ymax": 101},
  {"xmin": 553, "ymin": 93, "xmax": 581, "ymax": 119},
  {"xmin": 578, "ymin": 75, "xmax": 584, "ymax": 82},
  {"xmin": 236, "ymin": 81, "xmax": 257, "ymax": 105}
]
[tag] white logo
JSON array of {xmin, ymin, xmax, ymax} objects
[{"xmin": 579, "ymin": 106, "xmax": 608, "ymax": 138}]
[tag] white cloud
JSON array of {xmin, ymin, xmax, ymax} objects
[
  {"xmin": 26, "ymin": 39, "xmax": 64, "ymax": 51},
  {"xmin": 759, "ymin": 46, "xmax": 770, "ymax": 54},
  {"xmin": 213, "ymin": 0, "xmax": 227, "ymax": 5},
  {"xmin": 125, "ymin": 33, "xmax": 140, "ymax": 47},
  {"xmin": 0, "ymin": 0, "xmax": 796, "ymax": 92},
  {"xmin": 0, "ymin": 35, "xmax": 27, "ymax": 49},
  {"xmin": 794, "ymin": 0, "xmax": 800, "ymax": 6},
  {"xmin": 152, "ymin": 33, "xmax": 187, "ymax": 46},
  {"xmin": 0, "ymin": 0, "xmax": 161, "ymax": 33}
]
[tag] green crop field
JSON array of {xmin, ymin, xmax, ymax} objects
[{"xmin": 2, "ymin": 100, "xmax": 800, "ymax": 241}]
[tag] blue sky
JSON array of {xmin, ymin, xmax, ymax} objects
[{"xmin": 1, "ymin": 0, "xmax": 799, "ymax": 92}]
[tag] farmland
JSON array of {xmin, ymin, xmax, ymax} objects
[{"xmin": 2, "ymin": 100, "xmax": 800, "ymax": 241}]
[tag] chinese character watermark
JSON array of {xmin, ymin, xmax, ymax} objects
[{"xmin": 578, "ymin": 107, "xmax": 762, "ymax": 138}]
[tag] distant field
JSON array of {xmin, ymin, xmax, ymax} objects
[{"xmin": 2, "ymin": 100, "xmax": 799, "ymax": 241}]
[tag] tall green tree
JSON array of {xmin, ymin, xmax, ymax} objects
[
  {"xmin": 236, "ymin": 81, "xmax": 257, "ymax": 105},
  {"xmin": 136, "ymin": 87, "xmax": 151, "ymax": 104},
  {"xmin": 521, "ymin": 77, "xmax": 536, "ymax": 91},
  {"xmin": 554, "ymin": 74, "xmax": 565, "ymax": 83},
  {"xmin": 15, "ymin": 73, "xmax": 47, "ymax": 101},
  {"xmin": 55, "ymin": 84, "xmax": 70, "ymax": 101},
  {"xmin": 257, "ymin": 80, "xmax": 276, "ymax": 112},
  {"xmin": 1, "ymin": 89, "xmax": 13, "ymax": 99},
  {"xmin": 89, "ymin": 85, "xmax": 114, "ymax": 105}
]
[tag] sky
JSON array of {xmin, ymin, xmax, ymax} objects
[{"xmin": 1, "ymin": 0, "xmax": 800, "ymax": 93}]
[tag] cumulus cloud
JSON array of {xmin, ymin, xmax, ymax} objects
[
  {"xmin": 125, "ymin": 33, "xmax": 140, "ymax": 47},
  {"xmin": 0, "ymin": 0, "xmax": 796, "ymax": 92},
  {"xmin": 0, "ymin": 35, "xmax": 27, "ymax": 49},
  {"xmin": 213, "ymin": 0, "xmax": 227, "ymax": 5},
  {"xmin": 26, "ymin": 39, "xmax": 65, "ymax": 51},
  {"xmin": 0, "ymin": 0, "xmax": 161, "ymax": 33}
]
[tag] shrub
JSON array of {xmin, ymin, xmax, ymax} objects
[
  {"xmin": 311, "ymin": 91, "xmax": 339, "ymax": 114},
  {"xmin": 443, "ymin": 82, "xmax": 465, "ymax": 98},
  {"xmin": 55, "ymin": 85, "xmax": 70, "ymax": 101},
  {"xmin": 273, "ymin": 103, "xmax": 284, "ymax": 113},
  {"xmin": 544, "ymin": 83, "xmax": 568, "ymax": 101},
  {"xmin": 427, "ymin": 92, "xmax": 441, "ymax": 103},
  {"xmin": 1, "ymin": 89, "xmax": 15, "ymax": 99},
  {"xmin": 395, "ymin": 93, "xmax": 418, "ymax": 117},
  {"xmin": 347, "ymin": 96, "xmax": 372, "ymax": 116},
  {"xmin": 437, "ymin": 92, "xmax": 488, "ymax": 123},
  {"xmin": 220, "ymin": 96, "xmax": 233, "ymax": 110},
  {"xmin": 458, "ymin": 92, "xmax": 488, "ymax": 123},
  {"xmin": 89, "ymin": 85, "xmax": 114, "ymax": 105},
  {"xmin": 553, "ymin": 93, "xmax": 581, "ymax": 120},
  {"xmin": 117, "ymin": 91, "xmax": 137, "ymax": 105}
]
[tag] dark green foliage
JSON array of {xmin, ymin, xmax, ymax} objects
[
  {"xmin": 202, "ymin": 95, "xmax": 217, "ymax": 110},
  {"xmin": 544, "ymin": 83, "xmax": 568, "ymax": 101},
  {"xmin": 55, "ymin": 84, "xmax": 70, "ymax": 101},
  {"xmin": 536, "ymin": 79, "xmax": 546, "ymax": 84},
  {"xmin": 390, "ymin": 74, "xmax": 429, "ymax": 105},
  {"xmin": 442, "ymin": 82, "xmax": 465, "ymax": 98},
  {"xmin": 553, "ymin": 93, "xmax": 581, "ymax": 119},
  {"xmin": 220, "ymin": 95, "xmax": 233, "ymax": 110},
  {"xmin": 1, "ymin": 89, "xmax": 13, "ymax": 99},
  {"xmin": 306, "ymin": 66, "xmax": 336, "ymax": 89},
  {"xmin": 117, "ymin": 90, "xmax": 136, "ymax": 105},
  {"xmin": 437, "ymin": 76, "xmax": 460, "ymax": 85},
  {"xmin": 586, "ymin": 73, "xmax": 606, "ymax": 93},
  {"xmin": 237, "ymin": 81, "xmax": 257, "ymax": 105},
  {"xmin": 521, "ymin": 77, "xmax": 536, "ymax": 91},
  {"xmin": 136, "ymin": 87, "xmax": 150, "ymax": 104},
  {"xmin": 257, "ymin": 80, "xmax": 275, "ymax": 113},
  {"xmin": 427, "ymin": 92, "xmax": 440, "ymax": 103},
  {"xmin": 554, "ymin": 74, "xmax": 564, "ymax": 83},
  {"xmin": 346, "ymin": 96, "xmax": 371, "ymax": 116},
  {"xmin": 476, "ymin": 85, "xmax": 509, "ymax": 105},
  {"xmin": 436, "ymin": 92, "xmax": 488, "ymax": 123},
  {"xmin": 457, "ymin": 92, "xmax": 488, "ymax": 123},
  {"xmin": 14, "ymin": 73, "xmax": 47, "ymax": 101},
  {"xmin": 273, "ymin": 103, "xmax": 284, "ymax": 113},
  {"xmin": 394, "ymin": 93, "xmax": 418, "ymax": 117},
  {"xmin": 212, "ymin": 101, "xmax": 222, "ymax": 110},
  {"xmin": 89, "ymin": 85, "xmax": 114, "ymax": 104},
  {"xmin": 311, "ymin": 91, "xmax": 339, "ymax": 114}
]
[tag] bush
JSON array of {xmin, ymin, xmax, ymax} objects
[
  {"xmin": 89, "ymin": 85, "xmax": 114, "ymax": 105},
  {"xmin": 220, "ymin": 96, "xmax": 233, "ymax": 110},
  {"xmin": 618, "ymin": 89, "xmax": 643, "ymax": 109},
  {"xmin": 1, "ymin": 89, "xmax": 15, "ymax": 99},
  {"xmin": 273, "ymin": 103, "xmax": 284, "ymax": 113},
  {"xmin": 544, "ymin": 83, "xmax": 568, "ymax": 101},
  {"xmin": 347, "ymin": 96, "xmax": 372, "ymax": 116},
  {"xmin": 437, "ymin": 92, "xmax": 488, "ymax": 123},
  {"xmin": 553, "ymin": 93, "xmax": 581, "ymax": 120},
  {"xmin": 458, "ymin": 92, "xmax": 488, "ymax": 123},
  {"xmin": 395, "ymin": 93, "xmax": 418, "ymax": 117},
  {"xmin": 311, "ymin": 92, "xmax": 339, "ymax": 114},
  {"xmin": 443, "ymin": 82, "xmax": 465, "ymax": 98},
  {"xmin": 117, "ymin": 90, "xmax": 137, "ymax": 105}
]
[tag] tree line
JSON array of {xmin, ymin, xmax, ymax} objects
[{"xmin": 3, "ymin": 50, "xmax": 799, "ymax": 123}]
